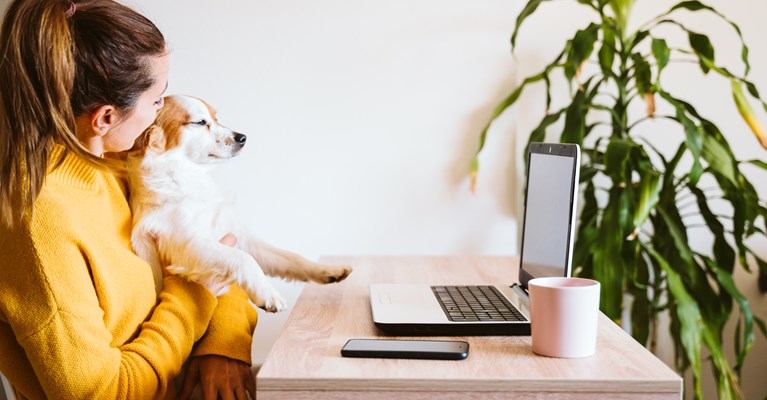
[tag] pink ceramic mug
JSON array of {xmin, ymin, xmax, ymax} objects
[{"xmin": 528, "ymin": 277, "xmax": 601, "ymax": 358}]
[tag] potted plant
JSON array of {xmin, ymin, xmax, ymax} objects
[{"xmin": 470, "ymin": 1, "xmax": 767, "ymax": 398}]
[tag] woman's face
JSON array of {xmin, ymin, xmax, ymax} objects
[{"xmin": 102, "ymin": 54, "xmax": 169, "ymax": 153}]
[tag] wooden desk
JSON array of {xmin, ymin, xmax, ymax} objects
[{"xmin": 256, "ymin": 256, "xmax": 682, "ymax": 399}]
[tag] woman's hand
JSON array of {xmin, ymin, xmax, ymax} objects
[{"xmin": 178, "ymin": 354, "xmax": 255, "ymax": 400}]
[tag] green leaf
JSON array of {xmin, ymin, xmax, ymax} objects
[
  {"xmin": 609, "ymin": 0, "xmax": 636, "ymax": 33},
  {"xmin": 659, "ymin": 91, "xmax": 704, "ymax": 184},
  {"xmin": 530, "ymin": 109, "xmax": 567, "ymax": 144},
  {"xmin": 651, "ymin": 38, "xmax": 670, "ymax": 73},
  {"xmin": 670, "ymin": 0, "xmax": 706, "ymax": 11},
  {"xmin": 629, "ymin": 30, "xmax": 650, "ymax": 51},
  {"xmin": 754, "ymin": 255, "xmax": 767, "ymax": 299},
  {"xmin": 742, "ymin": 80, "xmax": 767, "ymax": 119},
  {"xmin": 590, "ymin": 139, "xmax": 639, "ymax": 320},
  {"xmin": 598, "ymin": 25, "xmax": 616, "ymax": 75},
  {"xmin": 594, "ymin": 184, "xmax": 628, "ymax": 320},
  {"xmin": 511, "ymin": 0, "xmax": 548, "ymax": 51},
  {"xmin": 702, "ymin": 321, "xmax": 740, "ymax": 399},
  {"xmin": 745, "ymin": 159, "xmax": 767, "ymax": 170},
  {"xmin": 576, "ymin": 0, "xmax": 597, "ymax": 7},
  {"xmin": 631, "ymin": 53, "xmax": 652, "ymax": 96},
  {"xmin": 629, "ymin": 252, "xmax": 651, "ymax": 346},
  {"xmin": 689, "ymin": 185, "xmax": 735, "ymax": 273},
  {"xmin": 731, "ymin": 79, "xmax": 767, "ymax": 148},
  {"xmin": 645, "ymin": 244, "xmax": 704, "ymax": 399},
  {"xmin": 562, "ymin": 83, "xmax": 590, "ymax": 144},
  {"xmin": 668, "ymin": 0, "xmax": 751, "ymax": 75},
  {"xmin": 472, "ymin": 46, "xmax": 569, "ymax": 185},
  {"xmin": 701, "ymin": 122, "xmax": 738, "ymax": 186},
  {"xmin": 579, "ymin": 165, "xmax": 600, "ymax": 183},
  {"xmin": 663, "ymin": 144, "xmax": 686, "ymax": 188},
  {"xmin": 704, "ymin": 257, "xmax": 754, "ymax": 374},
  {"xmin": 565, "ymin": 23, "xmax": 600, "ymax": 82},
  {"xmin": 688, "ymin": 31, "xmax": 715, "ymax": 74},
  {"xmin": 471, "ymin": 71, "xmax": 548, "ymax": 179},
  {"xmin": 573, "ymin": 180, "xmax": 599, "ymax": 275},
  {"xmin": 632, "ymin": 170, "xmax": 661, "ymax": 235},
  {"xmin": 708, "ymin": 167, "xmax": 756, "ymax": 268},
  {"xmin": 604, "ymin": 139, "xmax": 633, "ymax": 181},
  {"xmin": 656, "ymin": 207, "xmax": 696, "ymax": 278}
]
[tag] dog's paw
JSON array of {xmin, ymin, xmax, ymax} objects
[
  {"xmin": 313, "ymin": 265, "xmax": 352, "ymax": 284},
  {"xmin": 247, "ymin": 281, "xmax": 287, "ymax": 313},
  {"xmin": 259, "ymin": 291, "xmax": 287, "ymax": 313}
]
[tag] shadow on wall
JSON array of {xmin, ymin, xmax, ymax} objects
[{"xmin": 447, "ymin": 62, "xmax": 519, "ymax": 220}]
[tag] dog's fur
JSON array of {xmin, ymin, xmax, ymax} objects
[{"xmin": 125, "ymin": 95, "xmax": 351, "ymax": 312}]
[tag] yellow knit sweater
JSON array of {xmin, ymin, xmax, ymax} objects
[{"xmin": 0, "ymin": 145, "xmax": 257, "ymax": 399}]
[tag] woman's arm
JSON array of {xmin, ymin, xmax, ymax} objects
[
  {"xmin": 19, "ymin": 274, "xmax": 217, "ymax": 399},
  {"xmin": 180, "ymin": 285, "xmax": 258, "ymax": 399},
  {"xmin": 180, "ymin": 233, "xmax": 258, "ymax": 399},
  {"xmin": 1, "ymin": 224, "xmax": 218, "ymax": 399}
]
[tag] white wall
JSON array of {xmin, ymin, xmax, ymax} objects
[{"xmin": 92, "ymin": 1, "xmax": 767, "ymax": 398}]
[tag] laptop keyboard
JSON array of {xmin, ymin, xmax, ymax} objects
[{"xmin": 431, "ymin": 286, "xmax": 526, "ymax": 322}]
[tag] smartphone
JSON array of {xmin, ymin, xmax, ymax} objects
[{"xmin": 340, "ymin": 339, "xmax": 469, "ymax": 360}]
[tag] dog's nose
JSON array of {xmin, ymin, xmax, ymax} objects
[{"xmin": 233, "ymin": 132, "xmax": 247, "ymax": 145}]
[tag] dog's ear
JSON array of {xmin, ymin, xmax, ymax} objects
[
  {"xmin": 146, "ymin": 125, "xmax": 167, "ymax": 152},
  {"xmin": 130, "ymin": 124, "xmax": 167, "ymax": 155}
]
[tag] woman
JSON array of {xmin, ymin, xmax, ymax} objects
[{"xmin": 0, "ymin": 1, "xmax": 257, "ymax": 399}]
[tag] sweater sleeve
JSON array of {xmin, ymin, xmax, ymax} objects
[
  {"xmin": 191, "ymin": 285, "xmax": 258, "ymax": 364},
  {"xmin": 5, "ymin": 228, "xmax": 218, "ymax": 400}
]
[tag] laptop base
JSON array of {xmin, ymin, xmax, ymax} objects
[{"xmin": 374, "ymin": 322, "xmax": 531, "ymax": 336}]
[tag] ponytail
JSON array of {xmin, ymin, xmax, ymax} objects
[
  {"xmin": 0, "ymin": 0, "xmax": 165, "ymax": 227},
  {"xmin": 0, "ymin": 0, "xmax": 78, "ymax": 227}
]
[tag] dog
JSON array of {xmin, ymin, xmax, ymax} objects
[{"xmin": 124, "ymin": 94, "xmax": 352, "ymax": 312}]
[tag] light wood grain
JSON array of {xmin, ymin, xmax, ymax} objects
[{"xmin": 256, "ymin": 256, "xmax": 682, "ymax": 400}]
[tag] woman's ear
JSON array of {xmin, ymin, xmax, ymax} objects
[
  {"xmin": 75, "ymin": 105, "xmax": 119, "ymax": 155},
  {"xmin": 91, "ymin": 105, "xmax": 117, "ymax": 137}
]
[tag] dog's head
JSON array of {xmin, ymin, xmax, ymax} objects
[{"xmin": 130, "ymin": 95, "xmax": 246, "ymax": 163}]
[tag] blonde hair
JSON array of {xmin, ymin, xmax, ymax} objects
[{"xmin": 0, "ymin": 0, "xmax": 165, "ymax": 227}]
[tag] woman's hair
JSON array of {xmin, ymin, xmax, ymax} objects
[{"xmin": 0, "ymin": 0, "xmax": 166, "ymax": 227}]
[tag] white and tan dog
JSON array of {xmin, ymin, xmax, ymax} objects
[{"xmin": 125, "ymin": 95, "xmax": 351, "ymax": 312}]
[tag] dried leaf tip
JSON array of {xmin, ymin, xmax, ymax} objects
[{"xmin": 644, "ymin": 93, "xmax": 656, "ymax": 117}]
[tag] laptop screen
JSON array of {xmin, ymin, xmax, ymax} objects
[{"xmin": 518, "ymin": 143, "xmax": 580, "ymax": 289}]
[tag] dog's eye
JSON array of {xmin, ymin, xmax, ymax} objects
[{"xmin": 190, "ymin": 119, "xmax": 208, "ymax": 126}]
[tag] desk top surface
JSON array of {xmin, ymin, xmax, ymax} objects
[{"xmin": 256, "ymin": 256, "xmax": 682, "ymax": 395}]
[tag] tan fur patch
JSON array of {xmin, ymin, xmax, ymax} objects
[
  {"xmin": 127, "ymin": 97, "xmax": 190, "ymax": 155},
  {"xmin": 155, "ymin": 97, "xmax": 188, "ymax": 151},
  {"xmin": 197, "ymin": 97, "xmax": 218, "ymax": 123}
]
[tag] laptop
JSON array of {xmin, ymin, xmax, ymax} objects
[{"xmin": 369, "ymin": 142, "xmax": 580, "ymax": 335}]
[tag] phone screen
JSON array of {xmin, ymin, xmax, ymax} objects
[{"xmin": 341, "ymin": 339, "xmax": 469, "ymax": 360}]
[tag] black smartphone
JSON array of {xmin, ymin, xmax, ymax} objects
[{"xmin": 340, "ymin": 339, "xmax": 469, "ymax": 360}]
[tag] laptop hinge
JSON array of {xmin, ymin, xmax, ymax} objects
[{"xmin": 511, "ymin": 284, "xmax": 530, "ymax": 305}]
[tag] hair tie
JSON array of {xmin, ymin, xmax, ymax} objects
[{"xmin": 65, "ymin": 1, "xmax": 76, "ymax": 18}]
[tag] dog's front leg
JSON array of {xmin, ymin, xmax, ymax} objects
[
  {"xmin": 131, "ymin": 229, "xmax": 165, "ymax": 295},
  {"xmin": 238, "ymin": 236, "xmax": 352, "ymax": 284},
  {"xmin": 163, "ymin": 239, "xmax": 287, "ymax": 312}
]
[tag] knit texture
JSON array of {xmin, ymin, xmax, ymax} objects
[{"xmin": 0, "ymin": 145, "xmax": 257, "ymax": 399}]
